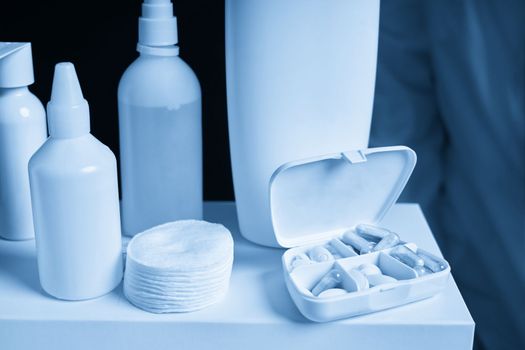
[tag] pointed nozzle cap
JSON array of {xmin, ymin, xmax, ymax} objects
[
  {"xmin": 0, "ymin": 42, "xmax": 35, "ymax": 88},
  {"xmin": 47, "ymin": 62, "xmax": 90, "ymax": 138}
]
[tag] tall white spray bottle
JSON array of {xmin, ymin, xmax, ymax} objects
[
  {"xmin": 0, "ymin": 43, "xmax": 47, "ymax": 240},
  {"xmin": 29, "ymin": 63, "xmax": 123, "ymax": 300},
  {"xmin": 118, "ymin": 0, "xmax": 202, "ymax": 236}
]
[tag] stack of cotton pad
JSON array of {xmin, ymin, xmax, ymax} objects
[{"xmin": 124, "ymin": 220, "xmax": 234, "ymax": 313}]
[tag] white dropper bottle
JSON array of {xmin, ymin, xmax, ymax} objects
[
  {"xmin": 118, "ymin": 0, "xmax": 202, "ymax": 236},
  {"xmin": 0, "ymin": 43, "xmax": 47, "ymax": 240},
  {"xmin": 29, "ymin": 63, "xmax": 123, "ymax": 300}
]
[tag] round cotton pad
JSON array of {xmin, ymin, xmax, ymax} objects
[
  {"xmin": 127, "ymin": 220, "xmax": 233, "ymax": 270},
  {"xmin": 124, "ymin": 220, "xmax": 234, "ymax": 313}
]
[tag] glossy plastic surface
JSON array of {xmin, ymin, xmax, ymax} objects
[
  {"xmin": 0, "ymin": 203, "xmax": 474, "ymax": 350},
  {"xmin": 270, "ymin": 146, "xmax": 448, "ymax": 321},
  {"xmin": 0, "ymin": 41, "xmax": 46, "ymax": 240},
  {"xmin": 270, "ymin": 146, "xmax": 416, "ymax": 247},
  {"xmin": 225, "ymin": 0, "xmax": 380, "ymax": 247},
  {"xmin": 0, "ymin": 42, "xmax": 34, "ymax": 88},
  {"xmin": 283, "ymin": 241, "xmax": 450, "ymax": 322},
  {"xmin": 138, "ymin": 0, "xmax": 178, "ymax": 46},
  {"xmin": 0, "ymin": 87, "xmax": 46, "ymax": 240},
  {"xmin": 118, "ymin": 51, "xmax": 202, "ymax": 236},
  {"xmin": 28, "ymin": 63, "xmax": 123, "ymax": 300}
]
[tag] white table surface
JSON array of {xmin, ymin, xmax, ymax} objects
[{"xmin": 0, "ymin": 202, "xmax": 474, "ymax": 350}]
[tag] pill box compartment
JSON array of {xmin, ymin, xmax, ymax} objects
[
  {"xmin": 282, "ymin": 243, "xmax": 449, "ymax": 322},
  {"xmin": 269, "ymin": 146, "xmax": 451, "ymax": 322}
]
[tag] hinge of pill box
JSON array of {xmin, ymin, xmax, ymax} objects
[{"xmin": 341, "ymin": 150, "xmax": 367, "ymax": 164}]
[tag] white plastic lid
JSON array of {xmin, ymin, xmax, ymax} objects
[
  {"xmin": 0, "ymin": 42, "xmax": 34, "ymax": 88},
  {"xmin": 47, "ymin": 62, "xmax": 90, "ymax": 138},
  {"xmin": 269, "ymin": 146, "xmax": 417, "ymax": 248},
  {"xmin": 138, "ymin": 0, "xmax": 178, "ymax": 47}
]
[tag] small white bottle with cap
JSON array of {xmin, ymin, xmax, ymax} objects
[
  {"xmin": 0, "ymin": 42, "xmax": 47, "ymax": 240},
  {"xmin": 29, "ymin": 62, "xmax": 123, "ymax": 300},
  {"xmin": 118, "ymin": 0, "xmax": 202, "ymax": 236}
]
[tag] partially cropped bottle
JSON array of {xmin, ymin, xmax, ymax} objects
[
  {"xmin": 118, "ymin": 0, "xmax": 202, "ymax": 236},
  {"xmin": 29, "ymin": 63, "xmax": 123, "ymax": 300},
  {"xmin": 0, "ymin": 42, "xmax": 47, "ymax": 240}
]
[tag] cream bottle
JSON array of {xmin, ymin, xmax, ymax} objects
[
  {"xmin": 0, "ymin": 42, "xmax": 47, "ymax": 240},
  {"xmin": 225, "ymin": 0, "xmax": 380, "ymax": 246},
  {"xmin": 29, "ymin": 63, "xmax": 123, "ymax": 300}
]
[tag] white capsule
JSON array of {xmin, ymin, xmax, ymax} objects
[
  {"xmin": 356, "ymin": 224, "xmax": 391, "ymax": 240},
  {"xmin": 312, "ymin": 270, "xmax": 342, "ymax": 296},
  {"xmin": 357, "ymin": 263, "xmax": 381, "ymax": 276},
  {"xmin": 341, "ymin": 231, "xmax": 375, "ymax": 254},
  {"xmin": 330, "ymin": 238, "xmax": 356, "ymax": 257},
  {"xmin": 290, "ymin": 253, "xmax": 312, "ymax": 270},
  {"xmin": 324, "ymin": 243, "xmax": 342, "ymax": 259},
  {"xmin": 390, "ymin": 245, "xmax": 425, "ymax": 268},
  {"xmin": 373, "ymin": 232, "xmax": 401, "ymax": 251},
  {"xmin": 417, "ymin": 250, "xmax": 447, "ymax": 272},
  {"xmin": 413, "ymin": 265, "xmax": 432, "ymax": 277},
  {"xmin": 318, "ymin": 288, "xmax": 348, "ymax": 298},
  {"xmin": 308, "ymin": 246, "xmax": 335, "ymax": 262}
]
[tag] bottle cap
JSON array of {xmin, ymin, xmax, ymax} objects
[
  {"xmin": 47, "ymin": 62, "xmax": 90, "ymax": 138},
  {"xmin": 138, "ymin": 0, "xmax": 178, "ymax": 47},
  {"xmin": 0, "ymin": 42, "xmax": 35, "ymax": 88}
]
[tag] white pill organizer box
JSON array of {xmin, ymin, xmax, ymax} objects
[{"xmin": 269, "ymin": 146, "xmax": 451, "ymax": 322}]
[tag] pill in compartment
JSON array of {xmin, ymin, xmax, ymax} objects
[
  {"xmin": 373, "ymin": 231, "xmax": 400, "ymax": 251},
  {"xmin": 417, "ymin": 250, "xmax": 447, "ymax": 272},
  {"xmin": 329, "ymin": 238, "xmax": 356, "ymax": 258},
  {"xmin": 311, "ymin": 270, "xmax": 343, "ymax": 296},
  {"xmin": 290, "ymin": 253, "xmax": 312, "ymax": 270},
  {"xmin": 355, "ymin": 224, "xmax": 391, "ymax": 240},
  {"xmin": 390, "ymin": 245, "xmax": 424, "ymax": 268},
  {"xmin": 308, "ymin": 246, "xmax": 335, "ymax": 262},
  {"xmin": 341, "ymin": 230, "xmax": 375, "ymax": 254}
]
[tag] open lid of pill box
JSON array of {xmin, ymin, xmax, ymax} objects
[{"xmin": 269, "ymin": 146, "xmax": 417, "ymax": 248}]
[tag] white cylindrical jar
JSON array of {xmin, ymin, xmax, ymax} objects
[{"xmin": 225, "ymin": 0, "xmax": 380, "ymax": 246}]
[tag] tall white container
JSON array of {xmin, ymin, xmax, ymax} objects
[
  {"xmin": 29, "ymin": 63, "xmax": 123, "ymax": 300},
  {"xmin": 118, "ymin": 0, "xmax": 202, "ymax": 236},
  {"xmin": 225, "ymin": 0, "xmax": 381, "ymax": 246},
  {"xmin": 0, "ymin": 43, "xmax": 47, "ymax": 240}
]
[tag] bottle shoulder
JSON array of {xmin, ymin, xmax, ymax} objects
[
  {"xmin": 29, "ymin": 134, "xmax": 116, "ymax": 175},
  {"xmin": 118, "ymin": 55, "xmax": 201, "ymax": 107},
  {"xmin": 0, "ymin": 89, "xmax": 46, "ymax": 124}
]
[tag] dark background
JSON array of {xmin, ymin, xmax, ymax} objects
[{"xmin": 0, "ymin": 0, "xmax": 233, "ymax": 200}]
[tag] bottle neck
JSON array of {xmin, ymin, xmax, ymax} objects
[
  {"xmin": 0, "ymin": 86, "xmax": 29, "ymax": 97},
  {"xmin": 47, "ymin": 100, "xmax": 91, "ymax": 139},
  {"xmin": 137, "ymin": 44, "xmax": 179, "ymax": 57}
]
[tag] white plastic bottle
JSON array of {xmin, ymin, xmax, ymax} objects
[
  {"xmin": 0, "ymin": 42, "xmax": 47, "ymax": 240},
  {"xmin": 29, "ymin": 63, "xmax": 123, "ymax": 300},
  {"xmin": 225, "ymin": 0, "xmax": 380, "ymax": 246},
  {"xmin": 118, "ymin": 0, "xmax": 202, "ymax": 236}
]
